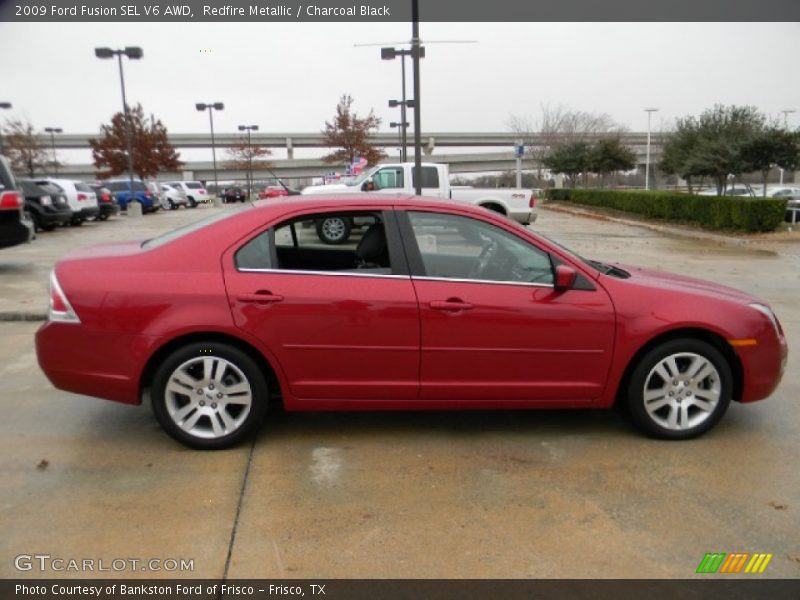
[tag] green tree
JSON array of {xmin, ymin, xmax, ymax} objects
[
  {"xmin": 588, "ymin": 138, "xmax": 636, "ymax": 187},
  {"xmin": 543, "ymin": 141, "xmax": 590, "ymax": 188},
  {"xmin": 740, "ymin": 127, "xmax": 800, "ymax": 196},
  {"xmin": 659, "ymin": 116, "xmax": 702, "ymax": 193},
  {"xmin": 322, "ymin": 94, "xmax": 386, "ymax": 166},
  {"xmin": 89, "ymin": 104, "xmax": 183, "ymax": 180}
]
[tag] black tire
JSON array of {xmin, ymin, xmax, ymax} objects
[
  {"xmin": 97, "ymin": 213, "xmax": 109, "ymax": 221},
  {"xmin": 70, "ymin": 218, "xmax": 84, "ymax": 226},
  {"xmin": 151, "ymin": 342, "xmax": 268, "ymax": 450},
  {"xmin": 316, "ymin": 216, "xmax": 352, "ymax": 245},
  {"xmin": 168, "ymin": 199, "xmax": 176, "ymax": 210},
  {"xmin": 187, "ymin": 196, "xmax": 198, "ymax": 208},
  {"xmin": 627, "ymin": 338, "xmax": 732, "ymax": 440},
  {"xmin": 26, "ymin": 211, "xmax": 40, "ymax": 232}
]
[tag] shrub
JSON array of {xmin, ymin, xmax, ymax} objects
[{"xmin": 544, "ymin": 189, "xmax": 785, "ymax": 232}]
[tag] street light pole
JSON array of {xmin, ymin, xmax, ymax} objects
[
  {"xmin": 95, "ymin": 47, "xmax": 142, "ymax": 212},
  {"xmin": 780, "ymin": 109, "xmax": 796, "ymax": 185},
  {"xmin": 44, "ymin": 127, "xmax": 62, "ymax": 174},
  {"xmin": 644, "ymin": 107, "xmax": 659, "ymax": 191},
  {"xmin": 411, "ymin": 0, "xmax": 422, "ymax": 195},
  {"xmin": 238, "ymin": 124, "xmax": 258, "ymax": 200},
  {"xmin": 196, "ymin": 102, "xmax": 224, "ymax": 199},
  {"xmin": 0, "ymin": 102, "xmax": 12, "ymax": 154}
]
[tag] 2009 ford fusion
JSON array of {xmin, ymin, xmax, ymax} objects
[{"xmin": 35, "ymin": 196, "xmax": 787, "ymax": 449}]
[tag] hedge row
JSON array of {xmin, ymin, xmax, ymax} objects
[{"xmin": 545, "ymin": 189, "xmax": 785, "ymax": 232}]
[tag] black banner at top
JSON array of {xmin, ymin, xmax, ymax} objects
[{"xmin": 3, "ymin": 0, "xmax": 800, "ymax": 22}]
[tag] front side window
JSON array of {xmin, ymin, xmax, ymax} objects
[
  {"xmin": 372, "ymin": 167, "xmax": 404, "ymax": 190},
  {"xmin": 407, "ymin": 211, "xmax": 553, "ymax": 285}
]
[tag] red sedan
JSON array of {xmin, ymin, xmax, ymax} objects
[
  {"xmin": 35, "ymin": 196, "xmax": 787, "ymax": 449},
  {"xmin": 257, "ymin": 185, "xmax": 289, "ymax": 199}
]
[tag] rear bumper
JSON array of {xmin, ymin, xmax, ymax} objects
[
  {"xmin": 77, "ymin": 206, "xmax": 100, "ymax": 219},
  {"xmin": 0, "ymin": 218, "xmax": 33, "ymax": 248},
  {"xmin": 98, "ymin": 202, "xmax": 119, "ymax": 217},
  {"xmin": 39, "ymin": 207, "xmax": 73, "ymax": 226},
  {"xmin": 36, "ymin": 321, "xmax": 155, "ymax": 405},
  {"xmin": 509, "ymin": 209, "xmax": 537, "ymax": 225}
]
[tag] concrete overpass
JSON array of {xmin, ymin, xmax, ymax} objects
[
  {"xmin": 38, "ymin": 130, "xmax": 666, "ymax": 159},
  {"xmin": 56, "ymin": 148, "xmax": 664, "ymax": 183}
]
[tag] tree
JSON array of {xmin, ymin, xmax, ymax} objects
[
  {"xmin": 89, "ymin": 104, "xmax": 182, "ymax": 180},
  {"xmin": 659, "ymin": 116, "xmax": 702, "ymax": 193},
  {"xmin": 225, "ymin": 136, "xmax": 273, "ymax": 171},
  {"xmin": 588, "ymin": 138, "xmax": 636, "ymax": 187},
  {"xmin": 322, "ymin": 94, "xmax": 386, "ymax": 166},
  {"xmin": 508, "ymin": 104, "xmax": 626, "ymax": 180},
  {"xmin": 543, "ymin": 141, "xmax": 591, "ymax": 188},
  {"xmin": 740, "ymin": 127, "xmax": 800, "ymax": 196},
  {"xmin": 1, "ymin": 118, "xmax": 50, "ymax": 176}
]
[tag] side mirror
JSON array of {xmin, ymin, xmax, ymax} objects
[{"xmin": 554, "ymin": 264, "xmax": 577, "ymax": 291}]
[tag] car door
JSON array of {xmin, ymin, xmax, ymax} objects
[
  {"xmin": 398, "ymin": 209, "xmax": 615, "ymax": 403},
  {"xmin": 223, "ymin": 209, "xmax": 420, "ymax": 401}
]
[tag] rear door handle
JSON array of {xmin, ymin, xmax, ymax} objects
[
  {"xmin": 430, "ymin": 299, "xmax": 473, "ymax": 312},
  {"xmin": 236, "ymin": 292, "xmax": 284, "ymax": 304}
]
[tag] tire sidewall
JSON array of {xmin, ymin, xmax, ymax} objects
[
  {"xmin": 627, "ymin": 338, "xmax": 732, "ymax": 440},
  {"xmin": 151, "ymin": 342, "xmax": 268, "ymax": 450},
  {"xmin": 316, "ymin": 217, "xmax": 351, "ymax": 245}
]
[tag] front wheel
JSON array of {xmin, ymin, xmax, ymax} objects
[
  {"xmin": 151, "ymin": 342, "xmax": 268, "ymax": 450},
  {"xmin": 627, "ymin": 338, "xmax": 732, "ymax": 440}
]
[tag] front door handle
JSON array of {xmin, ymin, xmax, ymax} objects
[
  {"xmin": 236, "ymin": 291, "xmax": 284, "ymax": 304},
  {"xmin": 430, "ymin": 299, "xmax": 473, "ymax": 312}
]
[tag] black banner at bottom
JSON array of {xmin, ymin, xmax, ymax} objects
[{"xmin": 3, "ymin": 579, "xmax": 800, "ymax": 600}]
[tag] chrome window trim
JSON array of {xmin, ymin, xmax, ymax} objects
[
  {"xmin": 237, "ymin": 268, "xmax": 411, "ymax": 280},
  {"xmin": 412, "ymin": 275, "xmax": 554, "ymax": 288}
]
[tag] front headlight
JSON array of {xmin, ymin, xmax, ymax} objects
[{"xmin": 749, "ymin": 303, "xmax": 782, "ymax": 338}]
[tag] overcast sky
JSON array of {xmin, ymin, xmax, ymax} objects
[{"xmin": 1, "ymin": 21, "xmax": 799, "ymax": 161}]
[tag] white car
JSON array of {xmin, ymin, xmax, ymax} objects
[
  {"xmin": 159, "ymin": 183, "xmax": 190, "ymax": 210},
  {"xmin": 164, "ymin": 181, "xmax": 210, "ymax": 208},
  {"xmin": 698, "ymin": 184, "xmax": 755, "ymax": 197},
  {"xmin": 35, "ymin": 178, "xmax": 99, "ymax": 225}
]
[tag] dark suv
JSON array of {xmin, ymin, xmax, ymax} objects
[
  {"xmin": 0, "ymin": 156, "xmax": 34, "ymax": 249},
  {"xmin": 19, "ymin": 179, "xmax": 73, "ymax": 231}
]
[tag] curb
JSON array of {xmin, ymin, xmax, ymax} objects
[
  {"xmin": 0, "ymin": 312, "xmax": 47, "ymax": 322},
  {"xmin": 543, "ymin": 202, "xmax": 758, "ymax": 247}
]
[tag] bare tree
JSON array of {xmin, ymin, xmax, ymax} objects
[
  {"xmin": 508, "ymin": 104, "xmax": 627, "ymax": 180},
  {"xmin": 2, "ymin": 117, "xmax": 51, "ymax": 176}
]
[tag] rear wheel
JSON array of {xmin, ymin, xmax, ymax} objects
[
  {"xmin": 316, "ymin": 216, "xmax": 352, "ymax": 244},
  {"xmin": 151, "ymin": 342, "xmax": 268, "ymax": 450},
  {"xmin": 187, "ymin": 196, "xmax": 198, "ymax": 208},
  {"xmin": 627, "ymin": 338, "xmax": 732, "ymax": 440}
]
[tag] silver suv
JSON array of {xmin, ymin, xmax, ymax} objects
[{"xmin": 164, "ymin": 181, "xmax": 209, "ymax": 208}]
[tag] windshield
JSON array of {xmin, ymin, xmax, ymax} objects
[
  {"xmin": 142, "ymin": 204, "xmax": 252, "ymax": 249},
  {"xmin": 346, "ymin": 165, "xmax": 381, "ymax": 187}
]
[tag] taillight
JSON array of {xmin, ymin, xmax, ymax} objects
[
  {"xmin": 0, "ymin": 190, "xmax": 23, "ymax": 210},
  {"xmin": 199, "ymin": 190, "xmax": 206, "ymax": 194},
  {"xmin": 529, "ymin": 193, "xmax": 537, "ymax": 208},
  {"xmin": 101, "ymin": 192, "xmax": 111, "ymax": 202},
  {"xmin": 48, "ymin": 271, "xmax": 80, "ymax": 324},
  {"xmin": 77, "ymin": 193, "xmax": 87, "ymax": 202},
  {"xmin": 145, "ymin": 192, "xmax": 152, "ymax": 198}
]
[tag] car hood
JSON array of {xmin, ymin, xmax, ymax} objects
[
  {"xmin": 611, "ymin": 263, "xmax": 760, "ymax": 304},
  {"xmin": 301, "ymin": 183, "xmax": 352, "ymax": 195}
]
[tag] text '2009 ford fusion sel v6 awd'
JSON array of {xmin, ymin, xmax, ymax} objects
[{"xmin": 35, "ymin": 195, "xmax": 787, "ymax": 449}]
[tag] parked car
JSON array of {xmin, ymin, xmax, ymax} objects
[
  {"xmin": 89, "ymin": 184, "xmax": 120, "ymax": 221},
  {"xmin": 103, "ymin": 179, "xmax": 159, "ymax": 213},
  {"xmin": 36, "ymin": 178, "xmax": 99, "ymax": 225},
  {"xmin": 698, "ymin": 184, "xmax": 755, "ymax": 197},
  {"xmin": 0, "ymin": 155, "xmax": 34, "ymax": 248},
  {"xmin": 35, "ymin": 195, "xmax": 787, "ymax": 450},
  {"xmin": 164, "ymin": 181, "xmax": 209, "ymax": 208},
  {"xmin": 222, "ymin": 186, "xmax": 247, "ymax": 203},
  {"xmin": 159, "ymin": 183, "xmax": 190, "ymax": 210},
  {"xmin": 258, "ymin": 184, "xmax": 290, "ymax": 199},
  {"xmin": 19, "ymin": 179, "xmax": 73, "ymax": 231}
]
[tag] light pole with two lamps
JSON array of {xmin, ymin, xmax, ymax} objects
[
  {"xmin": 644, "ymin": 107, "xmax": 659, "ymax": 191},
  {"xmin": 0, "ymin": 102, "xmax": 11, "ymax": 153},
  {"xmin": 44, "ymin": 127, "xmax": 62, "ymax": 174},
  {"xmin": 196, "ymin": 102, "xmax": 224, "ymax": 200},
  {"xmin": 390, "ymin": 121, "xmax": 408, "ymax": 157},
  {"xmin": 238, "ymin": 124, "xmax": 258, "ymax": 200},
  {"xmin": 381, "ymin": 46, "xmax": 424, "ymax": 162},
  {"xmin": 94, "ymin": 47, "xmax": 142, "ymax": 212}
]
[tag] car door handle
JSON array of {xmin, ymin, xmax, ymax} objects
[
  {"xmin": 236, "ymin": 292, "xmax": 284, "ymax": 304},
  {"xmin": 429, "ymin": 299, "xmax": 473, "ymax": 312}
]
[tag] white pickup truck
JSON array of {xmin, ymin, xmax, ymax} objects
[{"xmin": 302, "ymin": 162, "xmax": 538, "ymax": 235}]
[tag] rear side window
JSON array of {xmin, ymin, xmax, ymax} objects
[
  {"xmin": 235, "ymin": 231, "xmax": 272, "ymax": 269},
  {"xmin": 74, "ymin": 183, "xmax": 93, "ymax": 192},
  {"xmin": 412, "ymin": 167, "xmax": 439, "ymax": 189},
  {"xmin": 186, "ymin": 182, "xmax": 203, "ymax": 189}
]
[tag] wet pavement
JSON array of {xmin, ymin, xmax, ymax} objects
[{"xmin": 1, "ymin": 204, "xmax": 798, "ymax": 579}]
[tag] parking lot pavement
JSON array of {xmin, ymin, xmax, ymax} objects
[{"xmin": 1, "ymin": 205, "xmax": 798, "ymax": 579}]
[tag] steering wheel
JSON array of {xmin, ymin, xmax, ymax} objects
[{"xmin": 468, "ymin": 240, "xmax": 498, "ymax": 279}]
